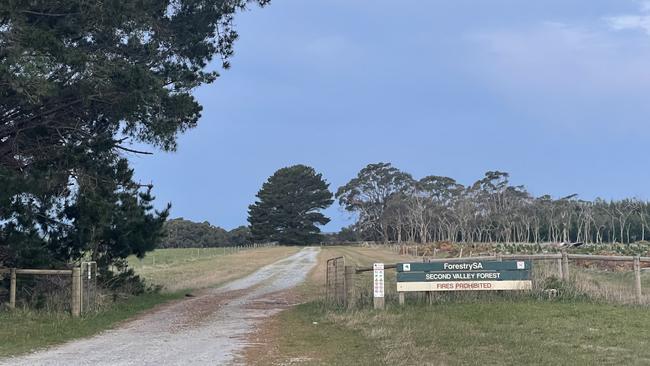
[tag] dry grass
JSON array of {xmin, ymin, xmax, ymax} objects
[{"xmin": 131, "ymin": 246, "xmax": 300, "ymax": 292}]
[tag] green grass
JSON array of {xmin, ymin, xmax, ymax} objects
[
  {"xmin": 0, "ymin": 292, "xmax": 182, "ymax": 358},
  {"xmin": 273, "ymin": 298, "xmax": 650, "ymax": 365},
  {"xmin": 269, "ymin": 245, "xmax": 650, "ymax": 365},
  {"xmin": 260, "ymin": 302, "xmax": 383, "ymax": 365}
]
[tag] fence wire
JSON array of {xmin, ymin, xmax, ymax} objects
[{"xmin": 334, "ymin": 254, "xmax": 650, "ymax": 308}]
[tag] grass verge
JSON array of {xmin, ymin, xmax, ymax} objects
[
  {"xmin": 0, "ymin": 292, "xmax": 182, "ymax": 358},
  {"xmin": 272, "ymin": 298, "xmax": 650, "ymax": 365}
]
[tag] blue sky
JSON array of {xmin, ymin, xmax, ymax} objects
[{"xmin": 131, "ymin": 0, "xmax": 650, "ymax": 231}]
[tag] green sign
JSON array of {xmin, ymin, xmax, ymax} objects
[
  {"xmin": 397, "ymin": 261, "xmax": 531, "ymax": 272},
  {"xmin": 396, "ymin": 260, "xmax": 533, "ymax": 292},
  {"xmin": 397, "ymin": 270, "xmax": 530, "ymax": 282}
]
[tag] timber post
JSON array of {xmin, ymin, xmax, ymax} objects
[
  {"xmin": 426, "ymin": 291, "xmax": 434, "ymax": 305},
  {"xmin": 561, "ymin": 251, "xmax": 569, "ymax": 280},
  {"xmin": 557, "ymin": 257, "xmax": 563, "ymax": 279},
  {"xmin": 374, "ymin": 295, "xmax": 385, "ymax": 310},
  {"xmin": 634, "ymin": 255, "xmax": 642, "ymax": 305},
  {"xmin": 344, "ymin": 265, "xmax": 356, "ymax": 309},
  {"xmin": 71, "ymin": 267, "xmax": 81, "ymax": 317},
  {"xmin": 9, "ymin": 268, "xmax": 16, "ymax": 309}
]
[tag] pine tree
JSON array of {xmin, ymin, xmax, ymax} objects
[{"xmin": 248, "ymin": 165, "xmax": 333, "ymax": 245}]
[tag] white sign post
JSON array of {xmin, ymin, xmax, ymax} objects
[{"xmin": 373, "ymin": 263, "xmax": 385, "ymax": 309}]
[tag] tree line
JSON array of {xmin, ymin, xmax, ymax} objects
[
  {"xmin": 336, "ymin": 163, "xmax": 650, "ymax": 244},
  {"xmin": 159, "ymin": 218, "xmax": 251, "ymax": 248}
]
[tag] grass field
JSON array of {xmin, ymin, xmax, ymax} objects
[
  {"xmin": 252, "ymin": 246, "xmax": 650, "ymax": 365},
  {"xmin": 269, "ymin": 299, "xmax": 650, "ymax": 365},
  {"xmin": 128, "ymin": 246, "xmax": 299, "ymax": 291},
  {"xmin": 0, "ymin": 245, "xmax": 299, "ymax": 358}
]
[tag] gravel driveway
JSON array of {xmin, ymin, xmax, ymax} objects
[{"xmin": 1, "ymin": 247, "xmax": 320, "ymax": 366}]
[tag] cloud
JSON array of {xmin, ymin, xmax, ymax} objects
[
  {"xmin": 606, "ymin": 15, "xmax": 650, "ymax": 34},
  {"xmin": 464, "ymin": 19, "xmax": 650, "ymax": 135},
  {"xmin": 466, "ymin": 21, "xmax": 650, "ymax": 96},
  {"xmin": 605, "ymin": 1, "xmax": 650, "ymax": 35}
]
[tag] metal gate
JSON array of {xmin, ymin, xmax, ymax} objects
[{"xmin": 326, "ymin": 256, "xmax": 346, "ymax": 305}]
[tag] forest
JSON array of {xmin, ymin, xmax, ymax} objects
[
  {"xmin": 159, "ymin": 218, "xmax": 251, "ymax": 248},
  {"xmin": 337, "ymin": 163, "xmax": 650, "ymax": 245}
]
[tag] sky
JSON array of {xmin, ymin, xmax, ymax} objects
[{"xmin": 131, "ymin": 0, "xmax": 650, "ymax": 232}]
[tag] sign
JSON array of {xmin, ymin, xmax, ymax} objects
[
  {"xmin": 396, "ymin": 261, "xmax": 530, "ymax": 272},
  {"xmin": 396, "ymin": 260, "xmax": 532, "ymax": 292},
  {"xmin": 373, "ymin": 263, "xmax": 384, "ymax": 298}
]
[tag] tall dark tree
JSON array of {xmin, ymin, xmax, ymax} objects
[
  {"xmin": 0, "ymin": 0, "xmax": 267, "ymax": 268},
  {"xmin": 248, "ymin": 165, "xmax": 333, "ymax": 245},
  {"xmin": 1, "ymin": 0, "xmax": 268, "ymax": 170}
]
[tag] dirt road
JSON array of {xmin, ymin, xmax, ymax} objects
[{"xmin": 1, "ymin": 247, "xmax": 320, "ymax": 366}]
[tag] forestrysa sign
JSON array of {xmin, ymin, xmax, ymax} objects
[{"xmin": 396, "ymin": 260, "xmax": 532, "ymax": 292}]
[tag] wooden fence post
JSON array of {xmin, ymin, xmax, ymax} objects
[
  {"xmin": 557, "ymin": 257, "xmax": 563, "ymax": 279},
  {"xmin": 71, "ymin": 267, "xmax": 81, "ymax": 317},
  {"xmin": 345, "ymin": 265, "xmax": 356, "ymax": 309},
  {"xmin": 9, "ymin": 268, "xmax": 16, "ymax": 309},
  {"xmin": 561, "ymin": 251, "xmax": 569, "ymax": 280},
  {"xmin": 398, "ymin": 292, "xmax": 405, "ymax": 306},
  {"xmin": 634, "ymin": 255, "xmax": 642, "ymax": 305}
]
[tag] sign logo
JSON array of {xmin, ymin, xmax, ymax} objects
[
  {"xmin": 403, "ymin": 263, "xmax": 411, "ymax": 272},
  {"xmin": 517, "ymin": 261, "xmax": 525, "ymax": 269}
]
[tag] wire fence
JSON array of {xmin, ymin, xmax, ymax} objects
[
  {"xmin": 328, "ymin": 252, "xmax": 650, "ymax": 309},
  {"xmin": 1, "ymin": 266, "xmax": 99, "ymax": 316}
]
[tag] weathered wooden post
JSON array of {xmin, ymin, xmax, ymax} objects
[
  {"xmin": 398, "ymin": 292, "xmax": 405, "ymax": 306},
  {"xmin": 344, "ymin": 265, "xmax": 356, "ymax": 309},
  {"xmin": 561, "ymin": 251, "xmax": 569, "ymax": 280},
  {"xmin": 496, "ymin": 253, "xmax": 502, "ymax": 262},
  {"xmin": 634, "ymin": 255, "xmax": 642, "ymax": 305},
  {"xmin": 9, "ymin": 268, "xmax": 16, "ymax": 309},
  {"xmin": 556, "ymin": 257, "xmax": 563, "ymax": 279},
  {"xmin": 71, "ymin": 267, "xmax": 81, "ymax": 317}
]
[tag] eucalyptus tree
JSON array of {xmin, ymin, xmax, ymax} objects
[
  {"xmin": 336, "ymin": 163, "xmax": 414, "ymax": 243},
  {"xmin": 338, "ymin": 164, "xmax": 650, "ymax": 245}
]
